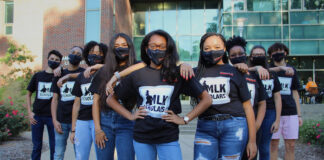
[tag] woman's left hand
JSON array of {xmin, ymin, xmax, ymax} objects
[
  {"xmin": 57, "ymin": 75, "xmax": 69, "ymax": 88},
  {"xmin": 162, "ymin": 110, "xmax": 185, "ymax": 125},
  {"xmin": 246, "ymin": 141, "xmax": 257, "ymax": 160},
  {"xmin": 180, "ymin": 63, "xmax": 195, "ymax": 80}
]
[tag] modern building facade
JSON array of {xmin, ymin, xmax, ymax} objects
[{"xmin": 0, "ymin": 0, "xmax": 323, "ymax": 88}]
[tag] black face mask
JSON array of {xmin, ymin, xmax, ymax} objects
[
  {"xmin": 251, "ymin": 56, "xmax": 266, "ymax": 66},
  {"xmin": 48, "ymin": 60, "xmax": 60, "ymax": 69},
  {"xmin": 147, "ymin": 49, "xmax": 166, "ymax": 66},
  {"xmin": 230, "ymin": 55, "xmax": 247, "ymax": 64},
  {"xmin": 68, "ymin": 54, "xmax": 82, "ymax": 65},
  {"xmin": 201, "ymin": 50, "xmax": 225, "ymax": 66},
  {"xmin": 87, "ymin": 54, "xmax": 103, "ymax": 66},
  {"xmin": 272, "ymin": 52, "xmax": 285, "ymax": 62},
  {"xmin": 114, "ymin": 47, "xmax": 129, "ymax": 61}
]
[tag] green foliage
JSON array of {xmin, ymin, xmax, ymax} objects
[
  {"xmin": 0, "ymin": 41, "xmax": 34, "ymax": 82},
  {"xmin": 299, "ymin": 119, "xmax": 324, "ymax": 146},
  {"xmin": 0, "ymin": 103, "xmax": 28, "ymax": 142}
]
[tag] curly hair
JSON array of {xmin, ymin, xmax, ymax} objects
[
  {"xmin": 141, "ymin": 29, "xmax": 179, "ymax": 84},
  {"xmin": 82, "ymin": 41, "xmax": 108, "ymax": 65},
  {"xmin": 226, "ymin": 35, "xmax": 247, "ymax": 53},
  {"xmin": 267, "ymin": 42, "xmax": 289, "ymax": 56}
]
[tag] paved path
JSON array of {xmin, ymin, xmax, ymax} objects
[{"xmin": 28, "ymin": 104, "xmax": 324, "ymax": 159}]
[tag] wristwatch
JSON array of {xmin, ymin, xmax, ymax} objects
[
  {"xmin": 183, "ymin": 116, "xmax": 189, "ymax": 125},
  {"xmin": 114, "ymin": 71, "xmax": 121, "ymax": 80}
]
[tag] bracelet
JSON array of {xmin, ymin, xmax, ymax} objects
[
  {"xmin": 298, "ymin": 115, "xmax": 302, "ymax": 118},
  {"xmin": 71, "ymin": 130, "xmax": 75, "ymax": 133},
  {"xmin": 114, "ymin": 72, "xmax": 121, "ymax": 81}
]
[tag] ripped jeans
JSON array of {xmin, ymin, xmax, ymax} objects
[{"xmin": 194, "ymin": 116, "xmax": 248, "ymax": 160}]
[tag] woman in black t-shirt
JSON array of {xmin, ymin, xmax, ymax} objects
[
  {"xmin": 69, "ymin": 41, "xmax": 107, "ymax": 160},
  {"xmin": 88, "ymin": 33, "xmax": 138, "ymax": 160},
  {"xmin": 248, "ymin": 45, "xmax": 282, "ymax": 160},
  {"xmin": 193, "ymin": 33, "xmax": 257, "ymax": 160},
  {"xmin": 107, "ymin": 30, "xmax": 212, "ymax": 160},
  {"xmin": 226, "ymin": 36, "xmax": 268, "ymax": 160}
]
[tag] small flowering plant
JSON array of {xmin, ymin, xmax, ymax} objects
[
  {"xmin": 299, "ymin": 119, "xmax": 324, "ymax": 146},
  {"xmin": 0, "ymin": 96, "xmax": 28, "ymax": 142}
]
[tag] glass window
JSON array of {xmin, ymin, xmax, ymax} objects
[
  {"xmin": 261, "ymin": 12, "xmax": 281, "ymax": 24},
  {"xmin": 234, "ymin": 0, "xmax": 245, "ymax": 11},
  {"xmin": 5, "ymin": 1, "xmax": 14, "ymax": 23},
  {"xmin": 178, "ymin": 36, "xmax": 192, "ymax": 61},
  {"xmin": 247, "ymin": 0, "xmax": 280, "ymax": 11},
  {"xmin": 315, "ymin": 71, "xmax": 324, "ymax": 89},
  {"xmin": 320, "ymin": 11, "xmax": 324, "ymax": 24},
  {"xmin": 205, "ymin": 5, "xmax": 218, "ymax": 33},
  {"xmin": 291, "ymin": 26, "xmax": 324, "ymax": 39},
  {"xmin": 291, "ymin": 41, "xmax": 318, "ymax": 55},
  {"xmin": 85, "ymin": 0, "xmax": 100, "ymax": 43},
  {"xmin": 133, "ymin": 37, "xmax": 144, "ymax": 60},
  {"xmin": 283, "ymin": 26, "xmax": 289, "ymax": 39},
  {"xmin": 178, "ymin": 1, "xmax": 191, "ymax": 35},
  {"xmin": 319, "ymin": 41, "xmax": 324, "ymax": 54},
  {"xmin": 291, "ymin": 0, "xmax": 301, "ymax": 9},
  {"xmin": 282, "ymin": 0, "xmax": 288, "ymax": 10},
  {"xmin": 234, "ymin": 13, "xmax": 260, "ymax": 25},
  {"xmin": 191, "ymin": 0, "xmax": 204, "ymax": 35},
  {"xmin": 85, "ymin": 11, "xmax": 101, "ymax": 42},
  {"xmin": 6, "ymin": 26, "xmax": 13, "ymax": 35},
  {"xmin": 150, "ymin": 2, "xmax": 163, "ymax": 31},
  {"xmin": 133, "ymin": 3, "xmax": 148, "ymax": 36},
  {"xmin": 163, "ymin": 2, "xmax": 177, "ymax": 36},
  {"xmin": 223, "ymin": 0, "xmax": 232, "ymax": 12},
  {"xmin": 223, "ymin": 13, "xmax": 232, "ymax": 25},
  {"xmin": 192, "ymin": 36, "xmax": 200, "ymax": 61},
  {"xmin": 304, "ymin": 0, "xmax": 324, "ymax": 10},
  {"xmin": 86, "ymin": 0, "xmax": 100, "ymax": 10},
  {"xmin": 223, "ymin": 26, "xmax": 233, "ymax": 39},
  {"xmin": 282, "ymin": 12, "xmax": 289, "ymax": 24},
  {"xmin": 245, "ymin": 26, "xmax": 281, "ymax": 39},
  {"xmin": 290, "ymin": 11, "xmax": 318, "ymax": 24}
]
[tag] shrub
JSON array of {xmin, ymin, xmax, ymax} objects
[
  {"xmin": 299, "ymin": 119, "xmax": 324, "ymax": 146},
  {"xmin": 0, "ymin": 103, "xmax": 28, "ymax": 142}
]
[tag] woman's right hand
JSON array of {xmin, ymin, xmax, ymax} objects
[
  {"xmin": 256, "ymin": 66, "xmax": 269, "ymax": 80},
  {"xmin": 70, "ymin": 132, "xmax": 75, "ymax": 144},
  {"xmin": 95, "ymin": 130, "xmax": 108, "ymax": 149},
  {"xmin": 105, "ymin": 76, "xmax": 118, "ymax": 95},
  {"xmin": 130, "ymin": 106, "xmax": 147, "ymax": 120},
  {"xmin": 28, "ymin": 111, "xmax": 37, "ymax": 125},
  {"xmin": 246, "ymin": 141, "xmax": 257, "ymax": 160},
  {"xmin": 53, "ymin": 120, "xmax": 63, "ymax": 134},
  {"xmin": 57, "ymin": 75, "xmax": 69, "ymax": 88}
]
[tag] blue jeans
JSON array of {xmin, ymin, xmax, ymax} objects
[
  {"xmin": 133, "ymin": 140, "xmax": 182, "ymax": 160},
  {"xmin": 194, "ymin": 116, "xmax": 248, "ymax": 160},
  {"xmin": 54, "ymin": 123, "xmax": 75, "ymax": 160},
  {"xmin": 96, "ymin": 110, "xmax": 135, "ymax": 160},
  {"xmin": 74, "ymin": 120, "xmax": 96, "ymax": 160},
  {"xmin": 31, "ymin": 115, "xmax": 55, "ymax": 160},
  {"xmin": 258, "ymin": 109, "xmax": 276, "ymax": 160}
]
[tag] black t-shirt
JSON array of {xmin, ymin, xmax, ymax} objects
[
  {"xmin": 271, "ymin": 64, "xmax": 300, "ymax": 115},
  {"xmin": 198, "ymin": 64, "xmax": 251, "ymax": 118},
  {"xmin": 88, "ymin": 65, "xmax": 136, "ymax": 112},
  {"xmin": 114, "ymin": 66, "xmax": 204, "ymax": 144},
  {"xmin": 27, "ymin": 71, "xmax": 54, "ymax": 117},
  {"xmin": 245, "ymin": 71, "xmax": 267, "ymax": 116},
  {"xmin": 261, "ymin": 71, "xmax": 282, "ymax": 110},
  {"xmin": 71, "ymin": 71, "xmax": 94, "ymax": 120},
  {"xmin": 51, "ymin": 68, "xmax": 85, "ymax": 123}
]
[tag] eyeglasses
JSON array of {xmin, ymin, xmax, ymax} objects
[{"xmin": 148, "ymin": 44, "xmax": 167, "ymax": 51}]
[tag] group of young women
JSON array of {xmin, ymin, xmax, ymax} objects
[{"xmin": 61, "ymin": 30, "xmax": 301, "ymax": 160}]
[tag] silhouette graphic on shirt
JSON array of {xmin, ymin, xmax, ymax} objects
[
  {"xmin": 202, "ymin": 81, "xmax": 208, "ymax": 90},
  {"xmin": 84, "ymin": 87, "xmax": 91, "ymax": 96},
  {"xmin": 63, "ymin": 84, "xmax": 72, "ymax": 93},
  {"xmin": 146, "ymin": 90, "xmax": 153, "ymax": 105},
  {"xmin": 40, "ymin": 84, "xmax": 49, "ymax": 93}
]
